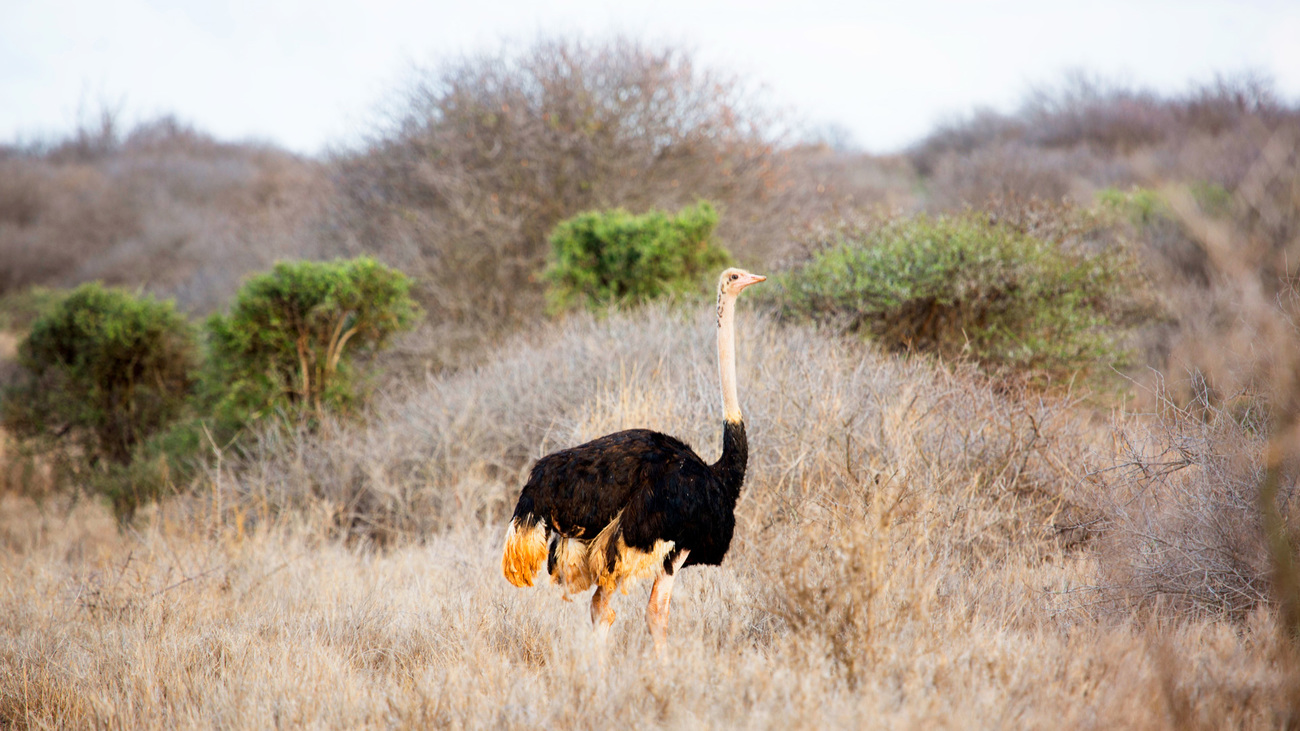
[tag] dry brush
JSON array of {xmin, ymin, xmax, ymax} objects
[{"xmin": 4, "ymin": 307, "xmax": 1297, "ymax": 728}]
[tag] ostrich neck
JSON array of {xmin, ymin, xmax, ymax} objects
[
  {"xmin": 713, "ymin": 289, "xmax": 748, "ymax": 499},
  {"xmin": 717, "ymin": 291, "xmax": 741, "ymax": 424}
]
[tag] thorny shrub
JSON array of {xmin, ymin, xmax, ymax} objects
[
  {"xmin": 1079, "ymin": 132, "xmax": 1300, "ymax": 635},
  {"xmin": 0, "ymin": 113, "xmax": 334, "ymax": 312},
  {"xmin": 911, "ymin": 74, "xmax": 1300, "ymax": 212},
  {"xmin": 910, "ymin": 73, "xmax": 1292, "ymax": 178},
  {"xmin": 1085, "ymin": 378, "xmax": 1295, "ymax": 621}
]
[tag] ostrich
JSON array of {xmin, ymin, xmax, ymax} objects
[{"xmin": 501, "ymin": 267, "xmax": 765, "ymax": 651}]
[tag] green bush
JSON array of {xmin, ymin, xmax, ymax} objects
[
  {"xmin": 1190, "ymin": 181, "xmax": 1233, "ymax": 218},
  {"xmin": 1098, "ymin": 183, "xmax": 1234, "ymax": 224},
  {"xmin": 3, "ymin": 283, "xmax": 198, "ymax": 465},
  {"xmin": 765, "ymin": 214, "xmax": 1143, "ymax": 381},
  {"xmin": 1097, "ymin": 186, "xmax": 1169, "ymax": 226},
  {"xmin": 543, "ymin": 201, "xmax": 731, "ymax": 312},
  {"xmin": 204, "ymin": 257, "xmax": 419, "ymax": 430},
  {"xmin": 90, "ymin": 418, "xmax": 208, "ymax": 521}
]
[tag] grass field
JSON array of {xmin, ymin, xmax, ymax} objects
[{"xmin": 3, "ymin": 309, "xmax": 1297, "ymax": 729}]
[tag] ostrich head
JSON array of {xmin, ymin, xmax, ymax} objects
[{"xmin": 718, "ymin": 267, "xmax": 766, "ymax": 297}]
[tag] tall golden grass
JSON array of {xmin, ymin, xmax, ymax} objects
[{"xmin": 3, "ymin": 308, "xmax": 1296, "ymax": 729}]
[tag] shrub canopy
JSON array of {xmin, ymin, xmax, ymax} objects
[
  {"xmin": 543, "ymin": 201, "xmax": 731, "ymax": 311},
  {"xmin": 1096, "ymin": 186, "xmax": 1170, "ymax": 226},
  {"xmin": 766, "ymin": 214, "xmax": 1143, "ymax": 381},
  {"xmin": 204, "ymin": 257, "xmax": 418, "ymax": 428},
  {"xmin": 3, "ymin": 283, "xmax": 197, "ymax": 465}
]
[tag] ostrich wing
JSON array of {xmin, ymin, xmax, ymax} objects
[{"xmin": 515, "ymin": 428, "xmax": 715, "ymax": 547}]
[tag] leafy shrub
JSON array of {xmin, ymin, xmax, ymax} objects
[
  {"xmin": 1095, "ymin": 186, "xmax": 1213, "ymax": 287},
  {"xmin": 765, "ymin": 214, "xmax": 1143, "ymax": 380},
  {"xmin": 543, "ymin": 201, "xmax": 731, "ymax": 311},
  {"xmin": 3, "ymin": 283, "xmax": 198, "ymax": 464},
  {"xmin": 88, "ymin": 418, "xmax": 209, "ymax": 521},
  {"xmin": 1097, "ymin": 186, "xmax": 1169, "ymax": 226},
  {"xmin": 204, "ymin": 257, "xmax": 419, "ymax": 430},
  {"xmin": 1190, "ymin": 181, "xmax": 1234, "ymax": 218}
]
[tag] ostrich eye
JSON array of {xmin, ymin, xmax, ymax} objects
[{"xmin": 730, "ymin": 274, "xmax": 739, "ymax": 280}]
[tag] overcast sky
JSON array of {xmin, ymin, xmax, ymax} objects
[{"xmin": 3, "ymin": 0, "xmax": 1298, "ymax": 155}]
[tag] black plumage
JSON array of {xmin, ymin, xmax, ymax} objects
[{"xmin": 514, "ymin": 420, "xmax": 746, "ymax": 575}]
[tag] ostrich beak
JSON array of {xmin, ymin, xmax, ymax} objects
[{"xmin": 738, "ymin": 273, "xmax": 767, "ymax": 289}]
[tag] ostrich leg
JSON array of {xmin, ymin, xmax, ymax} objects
[
  {"xmin": 591, "ymin": 585, "xmax": 616, "ymax": 642},
  {"xmin": 646, "ymin": 550, "xmax": 690, "ymax": 655}
]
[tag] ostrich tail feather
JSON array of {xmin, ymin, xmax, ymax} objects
[{"xmin": 501, "ymin": 516, "xmax": 548, "ymax": 587}]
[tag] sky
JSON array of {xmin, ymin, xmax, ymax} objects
[{"xmin": 3, "ymin": 0, "xmax": 1298, "ymax": 156}]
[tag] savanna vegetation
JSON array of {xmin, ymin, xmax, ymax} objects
[
  {"xmin": 763, "ymin": 211, "xmax": 1148, "ymax": 382},
  {"xmin": 3, "ymin": 37, "xmax": 1300, "ymax": 729},
  {"xmin": 544, "ymin": 201, "xmax": 730, "ymax": 312}
]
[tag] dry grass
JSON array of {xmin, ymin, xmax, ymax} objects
[
  {"xmin": 3, "ymin": 308, "xmax": 1298, "ymax": 729},
  {"xmin": 1087, "ymin": 377, "xmax": 1296, "ymax": 621},
  {"xmin": 216, "ymin": 306, "xmax": 1086, "ymax": 545}
]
